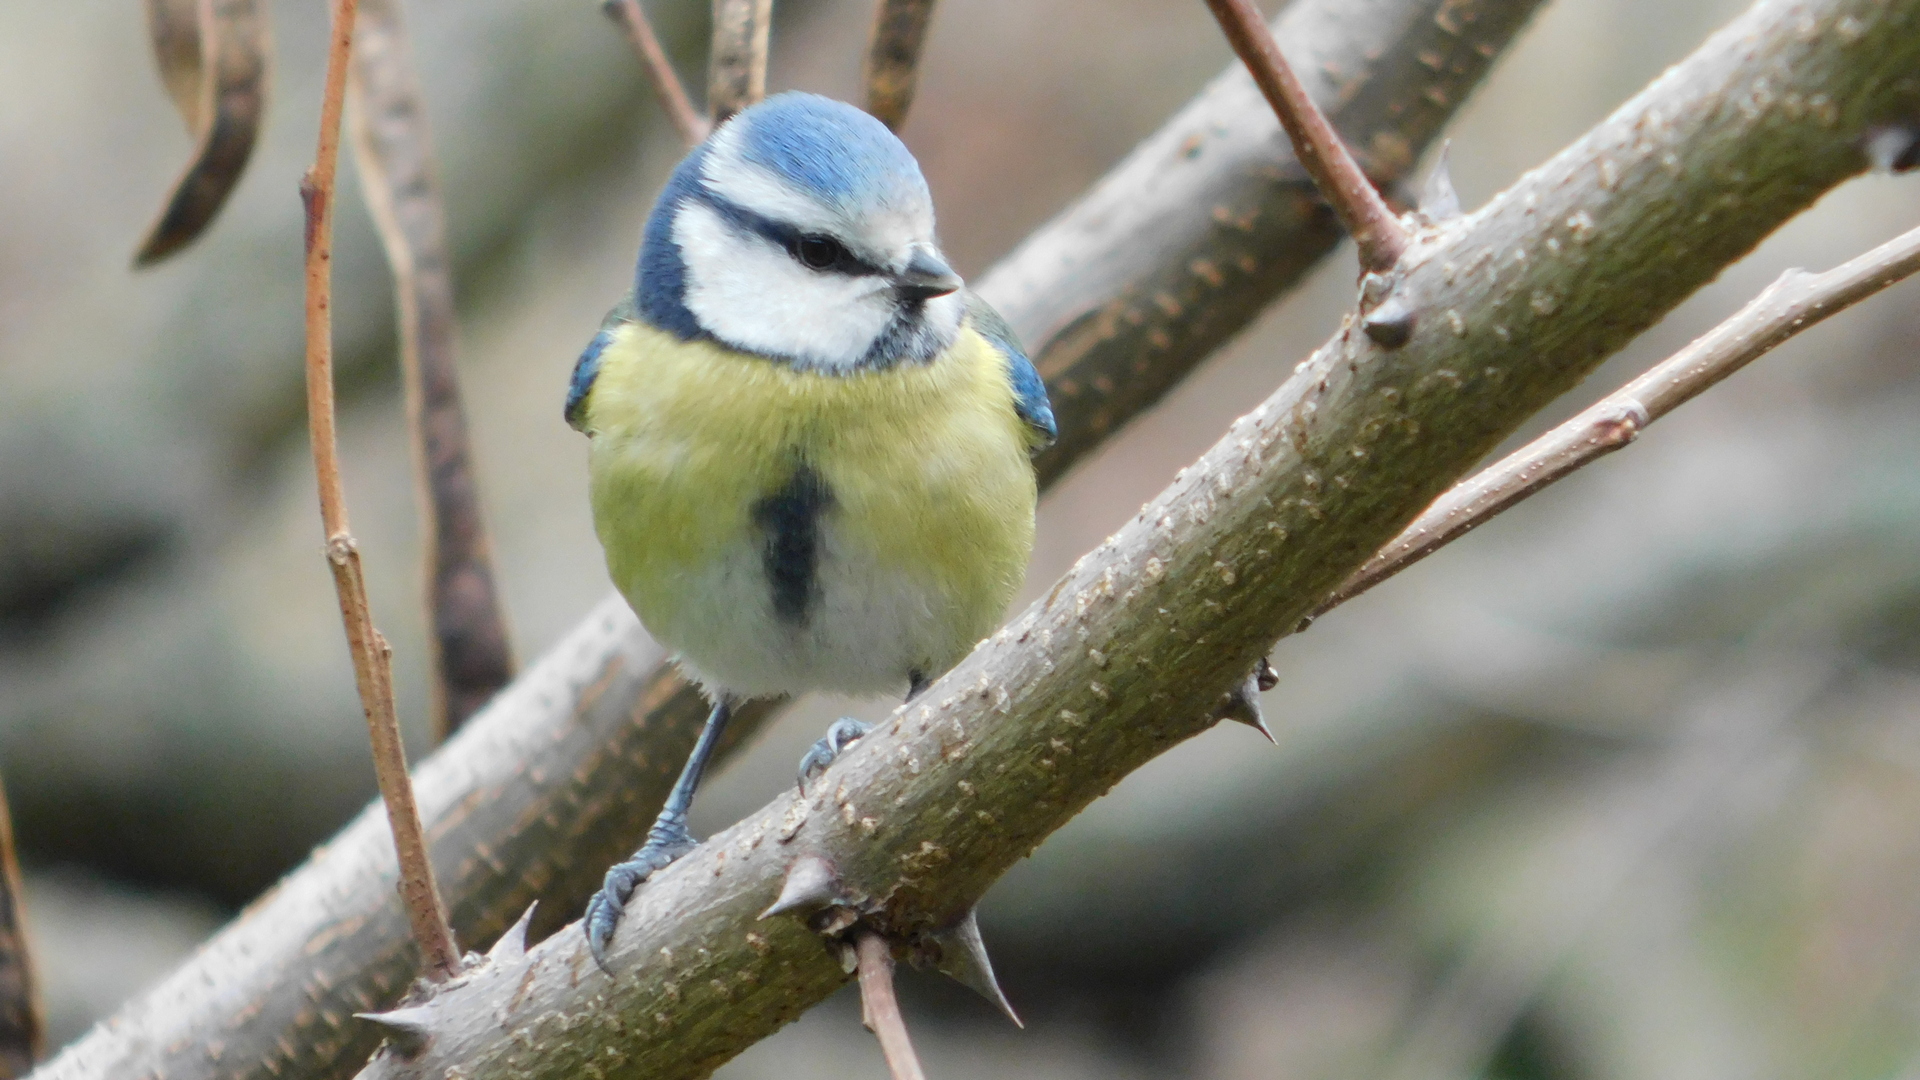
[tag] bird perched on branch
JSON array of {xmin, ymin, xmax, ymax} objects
[{"xmin": 566, "ymin": 92, "xmax": 1056, "ymax": 970}]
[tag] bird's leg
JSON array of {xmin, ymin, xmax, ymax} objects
[
  {"xmin": 585, "ymin": 696, "xmax": 733, "ymax": 971},
  {"xmin": 796, "ymin": 672, "xmax": 930, "ymax": 793}
]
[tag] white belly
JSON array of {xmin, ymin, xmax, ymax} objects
[{"xmin": 655, "ymin": 517, "xmax": 961, "ymax": 699}]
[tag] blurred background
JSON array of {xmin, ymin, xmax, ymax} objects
[{"xmin": 5, "ymin": 0, "xmax": 1920, "ymax": 1077}]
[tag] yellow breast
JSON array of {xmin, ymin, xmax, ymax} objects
[{"xmin": 580, "ymin": 320, "xmax": 1037, "ymax": 697}]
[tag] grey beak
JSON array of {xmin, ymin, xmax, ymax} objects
[{"xmin": 895, "ymin": 247, "xmax": 962, "ymax": 301}]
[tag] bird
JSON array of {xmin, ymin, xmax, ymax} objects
[{"xmin": 565, "ymin": 91, "xmax": 1056, "ymax": 970}]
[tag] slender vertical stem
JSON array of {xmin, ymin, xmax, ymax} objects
[
  {"xmin": 301, "ymin": 0, "xmax": 461, "ymax": 983},
  {"xmin": 854, "ymin": 932, "xmax": 927, "ymax": 1080},
  {"xmin": 708, "ymin": 0, "xmax": 774, "ymax": 124},
  {"xmin": 604, "ymin": 0, "xmax": 711, "ymax": 146},
  {"xmin": 1201, "ymin": 0, "xmax": 1408, "ymax": 271},
  {"xmin": 0, "ymin": 775, "xmax": 41, "ymax": 1078},
  {"xmin": 861, "ymin": 0, "xmax": 937, "ymax": 130}
]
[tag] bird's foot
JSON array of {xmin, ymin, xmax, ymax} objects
[
  {"xmin": 797, "ymin": 718, "xmax": 871, "ymax": 794},
  {"xmin": 584, "ymin": 820, "xmax": 698, "ymax": 972}
]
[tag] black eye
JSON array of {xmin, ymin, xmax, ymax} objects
[{"xmin": 793, "ymin": 235, "xmax": 849, "ymax": 271}]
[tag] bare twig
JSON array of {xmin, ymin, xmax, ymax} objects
[
  {"xmin": 0, "ymin": 775, "xmax": 40, "ymax": 1078},
  {"xmin": 1201, "ymin": 0, "xmax": 1408, "ymax": 272},
  {"xmin": 708, "ymin": 0, "xmax": 774, "ymax": 124},
  {"xmin": 604, "ymin": 0, "xmax": 711, "ymax": 146},
  {"xmin": 301, "ymin": 0, "xmax": 461, "ymax": 982},
  {"xmin": 855, "ymin": 932, "xmax": 927, "ymax": 1080},
  {"xmin": 861, "ymin": 0, "xmax": 936, "ymax": 130},
  {"xmin": 348, "ymin": 0, "xmax": 516, "ymax": 740},
  {"xmin": 1317, "ymin": 221, "xmax": 1920, "ymax": 615}
]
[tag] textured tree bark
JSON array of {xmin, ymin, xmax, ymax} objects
[
  {"xmin": 336, "ymin": 1, "xmax": 1920, "ymax": 1077},
  {"xmin": 29, "ymin": 2, "xmax": 1542, "ymax": 1078}
]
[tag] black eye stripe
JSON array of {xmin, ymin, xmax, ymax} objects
[{"xmin": 698, "ymin": 192, "xmax": 887, "ymax": 277}]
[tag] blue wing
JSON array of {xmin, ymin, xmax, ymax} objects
[
  {"xmin": 565, "ymin": 298, "xmax": 637, "ymax": 431},
  {"xmin": 965, "ymin": 293, "xmax": 1056, "ymax": 451}
]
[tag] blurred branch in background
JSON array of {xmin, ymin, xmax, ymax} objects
[
  {"xmin": 348, "ymin": 0, "xmax": 516, "ymax": 740},
  {"xmin": 861, "ymin": 0, "xmax": 937, "ymax": 130},
  {"xmin": 1317, "ymin": 220, "xmax": 1920, "ymax": 617},
  {"xmin": 352, "ymin": 2, "xmax": 1920, "ymax": 1076},
  {"xmin": 855, "ymin": 931, "xmax": 930, "ymax": 1080},
  {"xmin": 0, "ymin": 776, "xmax": 41, "ymax": 1079},
  {"xmin": 603, "ymin": 0, "xmax": 712, "ymax": 146},
  {"xmin": 134, "ymin": 0, "xmax": 269, "ymax": 266},
  {"xmin": 709, "ymin": 0, "xmax": 775, "ymax": 123},
  {"xmin": 29, "ymin": 2, "xmax": 1543, "ymax": 1078},
  {"xmin": 1382, "ymin": 655, "xmax": 1832, "ymax": 1080},
  {"xmin": 302, "ymin": 0, "xmax": 461, "ymax": 981}
]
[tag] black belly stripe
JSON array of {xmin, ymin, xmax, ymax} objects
[{"xmin": 752, "ymin": 463, "xmax": 833, "ymax": 626}]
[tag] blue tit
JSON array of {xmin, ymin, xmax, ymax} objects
[{"xmin": 566, "ymin": 92, "xmax": 1056, "ymax": 968}]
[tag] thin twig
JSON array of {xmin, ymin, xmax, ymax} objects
[
  {"xmin": 604, "ymin": 0, "xmax": 711, "ymax": 146},
  {"xmin": 301, "ymin": 0, "xmax": 461, "ymax": 982},
  {"xmin": 0, "ymin": 774, "xmax": 41, "ymax": 1078},
  {"xmin": 708, "ymin": 0, "xmax": 774, "ymax": 124},
  {"xmin": 854, "ymin": 932, "xmax": 927, "ymax": 1080},
  {"xmin": 1318, "ymin": 222, "xmax": 1920, "ymax": 614},
  {"xmin": 1201, "ymin": 0, "xmax": 1408, "ymax": 272},
  {"xmin": 861, "ymin": 0, "xmax": 936, "ymax": 130},
  {"xmin": 348, "ymin": 0, "xmax": 516, "ymax": 740}
]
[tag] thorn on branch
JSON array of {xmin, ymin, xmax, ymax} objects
[
  {"xmin": 1213, "ymin": 665, "xmax": 1276, "ymax": 743},
  {"xmin": 759, "ymin": 854, "xmax": 841, "ymax": 919},
  {"xmin": 1863, "ymin": 125, "xmax": 1920, "ymax": 173},
  {"xmin": 1420, "ymin": 141, "xmax": 1462, "ymax": 222},
  {"xmin": 355, "ymin": 1006, "xmax": 435, "ymax": 1057},
  {"xmin": 921, "ymin": 908, "xmax": 1020, "ymax": 1027},
  {"xmin": 1200, "ymin": 0, "xmax": 1408, "ymax": 272}
]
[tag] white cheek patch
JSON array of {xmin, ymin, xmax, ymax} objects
[{"xmin": 675, "ymin": 201, "xmax": 896, "ymax": 370}]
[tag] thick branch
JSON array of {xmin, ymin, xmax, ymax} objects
[
  {"xmin": 347, "ymin": 2, "xmax": 1920, "ymax": 1076},
  {"xmin": 302, "ymin": 0, "xmax": 460, "ymax": 981},
  {"xmin": 30, "ymin": 3, "xmax": 1540, "ymax": 1078},
  {"xmin": 348, "ymin": 0, "xmax": 516, "ymax": 740},
  {"xmin": 1319, "ymin": 220, "xmax": 1920, "ymax": 612}
]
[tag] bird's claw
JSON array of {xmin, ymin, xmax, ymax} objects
[
  {"xmin": 584, "ymin": 824, "xmax": 698, "ymax": 973},
  {"xmin": 797, "ymin": 718, "xmax": 871, "ymax": 794}
]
